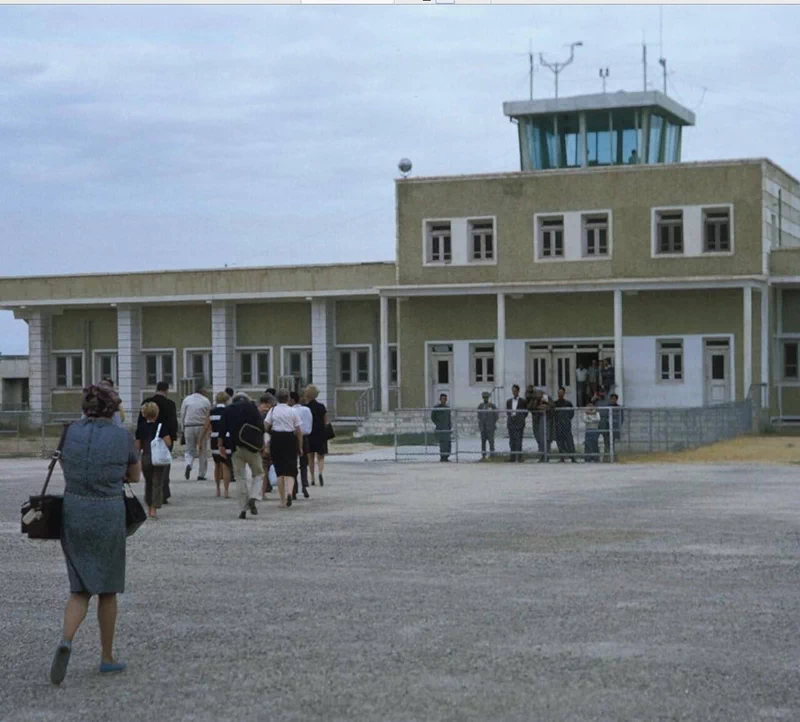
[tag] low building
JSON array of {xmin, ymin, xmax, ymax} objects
[
  {"xmin": 2, "ymin": 91, "xmax": 799, "ymax": 421},
  {"xmin": 0, "ymin": 355, "xmax": 30, "ymax": 411}
]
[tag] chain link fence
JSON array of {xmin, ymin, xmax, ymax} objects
[
  {"xmin": 0, "ymin": 411, "xmax": 83, "ymax": 458},
  {"xmin": 392, "ymin": 397, "xmax": 759, "ymax": 463}
]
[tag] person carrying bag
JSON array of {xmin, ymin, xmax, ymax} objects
[{"xmin": 21, "ymin": 423, "xmax": 70, "ymax": 540}]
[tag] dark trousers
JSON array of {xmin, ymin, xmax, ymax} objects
[
  {"xmin": 435, "ymin": 430, "xmax": 451, "ymax": 460},
  {"xmin": 480, "ymin": 431, "xmax": 495, "ymax": 456},
  {"xmin": 299, "ymin": 435, "xmax": 310, "ymax": 487},
  {"xmin": 584, "ymin": 430, "xmax": 600, "ymax": 461},
  {"xmin": 555, "ymin": 429, "xmax": 576, "ymax": 459},
  {"xmin": 142, "ymin": 462, "xmax": 165, "ymax": 508},
  {"xmin": 508, "ymin": 426, "xmax": 524, "ymax": 460}
]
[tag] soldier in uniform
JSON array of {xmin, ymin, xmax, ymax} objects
[{"xmin": 476, "ymin": 391, "xmax": 499, "ymax": 460}]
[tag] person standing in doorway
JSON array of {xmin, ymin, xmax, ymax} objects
[
  {"xmin": 138, "ymin": 381, "xmax": 178, "ymax": 504},
  {"xmin": 506, "ymin": 385, "xmax": 527, "ymax": 462},
  {"xmin": 305, "ymin": 385, "xmax": 329, "ymax": 486},
  {"xmin": 588, "ymin": 360, "xmax": 600, "ymax": 398},
  {"xmin": 218, "ymin": 393, "xmax": 265, "ymax": 519},
  {"xmin": 602, "ymin": 359, "xmax": 615, "ymax": 394},
  {"xmin": 431, "ymin": 393, "xmax": 452, "ymax": 462},
  {"xmin": 553, "ymin": 387, "xmax": 576, "ymax": 462},
  {"xmin": 265, "ymin": 391, "xmax": 304, "ymax": 507},
  {"xmin": 180, "ymin": 381, "xmax": 211, "ymax": 481},
  {"xmin": 575, "ymin": 364, "xmax": 588, "ymax": 408},
  {"xmin": 206, "ymin": 391, "xmax": 232, "ymax": 498},
  {"xmin": 477, "ymin": 391, "xmax": 498, "ymax": 460},
  {"xmin": 290, "ymin": 391, "xmax": 312, "ymax": 499}
]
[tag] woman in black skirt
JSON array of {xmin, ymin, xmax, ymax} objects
[
  {"xmin": 304, "ymin": 384, "xmax": 329, "ymax": 486},
  {"xmin": 264, "ymin": 390, "xmax": 304, "ymax": 508}
]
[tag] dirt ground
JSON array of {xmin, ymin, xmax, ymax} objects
[{"xmin": 620, "ymin": 434, "xmax": 800, "ymax": 465}]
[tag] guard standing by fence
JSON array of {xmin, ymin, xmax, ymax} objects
[
  {"xmin": 431, "ymin": 394, "xmax": 452, "ymax": 462},
  {"xmin": 477, "ymin": 391, "xmax": 498, "ymax": 460}
]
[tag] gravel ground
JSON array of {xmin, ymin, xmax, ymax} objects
[{"xmin": 1, "ymin": 458, "xmax": 800, "ymax": 721}]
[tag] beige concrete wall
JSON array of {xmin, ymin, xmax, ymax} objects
[
  {"xmin": 780, "ymin": 386, "xmax": 800, "ymax": 416},
  {"xmin": 52, "ymin": 393, "xmax": 81, "ymax": 413},
  {"xmin": 335, "ymin": 389, "xmax": 362, "ymax": 418},
  {"xmin": 397, "ymin": 162, "xmax": 764, "ymax": 285},
  {"xmin": 0, "ymin": 262, "xmax": 395, "ymax": 304},
  {"xmin": 236, "ymin": 302, "xmax": 311, "ymax": 347},
  {"xmin": 770, "ymin": 249, "xmax": 800, "ymax": 276},
  {"xmin": 398, "ymin": 295, "xmax": 497, "ymax": 408},
  {"xmin": 506, "ymin": 292, "xmax": 613, "ymax": 339},
  {"xmin": 780, "ymin": 290, "xmax": 800, "ymax": 333},
  {"xmin": 52, "ymin": 309, "xmax": 117, "ymax": 350},
  {"xmin": 142, "ymin": 305, "xmax": 211, "ymax": 380},
  {"xmin": 337, "ymin": 300, "xmax": 379, "ymax": 345}
]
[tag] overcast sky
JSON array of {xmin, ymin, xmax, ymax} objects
[{"xmin": 2, "ymin": 4, "xmax": 799, "ymax": 354}]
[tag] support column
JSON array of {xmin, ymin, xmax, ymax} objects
[
  {"xmin": 613, "ymin": 289, "xmax": 624, "ymax": 403},
  {"xmin": 496, "ymin": 293, "xmax": 506, "ymax": 400},
  {"xmin": 761, "ymin": 286, "xmax": 769, "ymax": 407},
  {"xmin": 743, "ymin": 285, "xmax": 753, "ymax": 398},
  {"xmin": 117, "ymin": 305, "xmax": 142, "ymax": 422},
  {"xmin": 311, "ymin": 299, "xmax": 336, "ymax": 414},
  {"xmin": 28, "ymin": 310, "xmax": 52, "ymax": 422},
  {"xmin": 777, "ymin": 288, "xmax": 783, "ymax": 419},
  {"xmin": 211, "ymin": 302, "xmax": 236, "ymax": 395},
  {"xmin": 379, "ymin": 295, "xmax": 390, "ymax": 412}
]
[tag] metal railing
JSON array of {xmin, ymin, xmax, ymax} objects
[
  {"xmin": 387, "ymin": 397, "xmax": 758, "ymax": 463},
  {"xmin": 355, "ymin": 387, "xmax": 376, "ymax": 422}
]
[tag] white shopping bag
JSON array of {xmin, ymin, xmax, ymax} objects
[
  {"xmin": 150, "ymin": 423, "xmax": 173, "ymax": 467},
  {"xmin": 268, "ymin": 465, "xmax": 278, "ymax": 484}
]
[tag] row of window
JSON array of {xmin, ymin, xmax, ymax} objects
[
  {"xmin": 424, "ymin": 206, "xmax": 732, "ymax": 264},
  {"xmin": 52, "ymin": 348, "xmax": 399, "ymax": 389}
]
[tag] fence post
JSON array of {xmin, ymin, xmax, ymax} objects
[
  {"xmin": 648, "ymin": 410, "xmax": 653, "ymax": 455},
  {"xmin": 610, "ymin": 404, "xmax": 615, "ymax": 463},
  {"xmin": 454, "ymin": 409, "xmax": 459, "ymax": 464},
  {"xmin": 424, "ymin": 409, "xmax": 429, "ymax": 460},
  {"xmin": 393, "ymin": 408, "xmax": 398, "ymax": 462},
  {"xmin": 543, "ymin": 410, "xmax": 548, "ymax": 463}
]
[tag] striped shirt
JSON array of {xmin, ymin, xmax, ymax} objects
[{"xmin": 209, "ymin": 403, "xmax": 230, "ymax": 454}]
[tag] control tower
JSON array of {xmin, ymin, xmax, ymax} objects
[{"xmin": 503, "ymin": 90, "xmax": 696, "ymax": 171}]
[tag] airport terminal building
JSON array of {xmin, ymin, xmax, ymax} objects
[{"xmin": 3, "ymin": 91, "xmax": 800, "ymax": 422}]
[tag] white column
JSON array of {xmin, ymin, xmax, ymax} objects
[
  {"xmin": 496, "ymin": 292, "xmax": 506, "ymax": 398},
  {"xmin": 211, "ymin": 302, "xmax": 235, "ymax": 395},
  {"xmin": 28, "ymin": 310, "xmax": 52, "ymax": 422},
  {"xmin": 311, "ymin": 298, "xmax": 336, "ymax": 414},
  {"xmin": 117, "ymin": 305, "xmax": 142, "ymax": 421},
  {"xmin": 578, "ymin": 111, "xmax": 588, "ymax": 167},
  {"xmin": 379, "ymin": 295, "xmax": 390, "ymax": 412},
  {"xmin": 743, "ymin": 285, "xmax": 753, "ymax": 398},
  {"xmin": 613, "ymin": 289, "xmax": 624, "ymax": 403},
  {"xmin": 761, "ymin": 286, "xmax": 769, "ymax": 407}
]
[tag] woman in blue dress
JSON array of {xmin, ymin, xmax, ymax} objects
[{"xmin": 50, "ymin": 384, "xmax": 141, "ymax": 685}]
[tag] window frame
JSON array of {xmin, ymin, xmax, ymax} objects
[
  {"xmin": 236, "ymin": 347, "xmax": 272, "ymax": 389},
  {"xmin": 281, "ymin": 345, "xmax": 313, "ymax": 384},
  {"xmin": 656, "ymin": 339, "xmax": 684, "ymax": 383},
  {"xmin": 141, "ymin": 349, "xmax": 177, "ymax": 388},
  {"xmin": 92, "ymin": 349, "xmax": 118, "ymax": 385},
  {"xmin": 783, "ymin": 341, "xmax": 799, "ymax": 380},
  {"xmin": 581, "ymin": 212, "xmax": 612, "ymax": 259},
  {"xmin": 53, "ymin": 350, "xmax": 85, "ymax": 390},
  {"xmin": 470, "ymin": 343, "xmax": 496, "ymax": 386},
  {"xmin": 337, "ymin": 346, "xmax": 372, "ymax": 388},
  {"xmin": 702, "ymin": 205, "xmax": 734, "ymax": 255},
  {"xmin": 183, "ymin": 347, "xmax": 213, "ymax": 386},
  {"xmin": 653, "ymin": 209, "xmax": 685, "ymax": 256},
  {"xmin": 424, "ymin": 220, "xmax": 453, "ymax": 265},
  {"xmin": 536, "ymin": 215, "xmax": 565, "ymax": 261},
  {"xmin": 467, "ymin": 217, "xmax": 497, "ymax": 264},
  {"xmin": 389, "ymin": 344, "xmax": 399, "ymax": 386}
]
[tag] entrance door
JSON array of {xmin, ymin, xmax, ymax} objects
[
  {"xmin": 430, "ymin": 345, "xmax": 454, "ymax": 406},
  {"xmin": 527, "ymin": 351, "xmax": 549, "ymax": 391},
  {"xmin": 553, "ymin": 352, "xmax": 575, "ymax": 401},
  {"xmin": 704, "ymin": 340, "xmax": 731, "ymax": 405}
]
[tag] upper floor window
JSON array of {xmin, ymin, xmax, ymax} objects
[
  {"xmin": 471, "ymin": 344, "xmax": 495, "ymax": 384},
  {"xmin": 656, "ymin": 210, "xmax": 684, "ymax": 255},
  {"xmin": 583, "ymin": 213, "xmax": 609, "ymax": 257},
  {"xmin": 469, "ymin": 219, "xmax": 494, "ymax": 261},
  {"xmin": 144, "ymin": 352, "xmax": 174, "ymax": 387},
  {"xmin": 703, "ymin": 208, "xmax": 731, "ymax": 253},
  {"xmin": 657, "ymin": 340, "xmax": 683, "ymax": 382},
  {"xmin": 539, "ymin": 216, "xmax": 564, "ymax": 259},
  {"xmin": 95, "ymin": 352, "xmax": 118, "ymax": 384},
  {"xmin": 55, "ymin": 353, "xmax": 83, "ymax": 388},
  {"xmin": 426, "ymin": 221, "xmax": 452, "ymax": 263}
]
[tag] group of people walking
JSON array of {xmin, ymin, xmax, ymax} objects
[
  {"xmin": 48, "ymin": 378, "xmax": 332, "ymax": 686},
  {"xmin": 432, "ymin": 379, "xmax": 623, "ymax": 463}
]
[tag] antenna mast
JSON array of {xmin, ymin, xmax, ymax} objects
[
  {"xmin": 642, "ymin": 39, "xmax": 647, "ymax": 91},
  {"xmin": 539, "ymin": 41, "xmax": 583, "ymax": 99},
  {"xmin": 658, "ymin": 6, "xmax": 667, "ymax": 94},
  {"xmin": 599, "ymin": 67, "xmax": 610, "ymax": 93},
  {"xmin": 529, "ymin": 39, "xmax": 534, "ymax": 100}
]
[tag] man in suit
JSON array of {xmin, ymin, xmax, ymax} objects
[
  {"xmin": 506, "ymin": 384, "xmax": 527, "ymax": 462},
  {"xmin": 138, "ymin": 381, "xmax": 179, "ymax": 502},
  {"xmin": 553, "ymin": 386, "xmax": 576, "ymax": 462}
]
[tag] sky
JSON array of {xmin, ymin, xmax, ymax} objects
[{"xmin": 2, "ymin": 4, "xmax": 799, "ymax": 354}]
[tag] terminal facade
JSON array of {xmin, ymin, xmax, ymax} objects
[{"xmin": 3, "ymin": 91, "xmax": 800, "ymax": 421}]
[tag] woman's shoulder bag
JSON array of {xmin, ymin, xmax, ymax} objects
[{"xmin": 21, "ymin": 423, "xmax": 70, "ymax": 540}]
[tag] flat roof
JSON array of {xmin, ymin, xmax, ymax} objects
[{"xmin": 503, "ymin": 90, "xmax": 696, "ymax": 126}]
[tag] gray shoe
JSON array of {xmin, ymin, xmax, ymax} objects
[{"xmin": 50, "ymin": 640, "xmax": 72, "ymax": 685}]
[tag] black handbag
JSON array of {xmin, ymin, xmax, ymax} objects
[
  {"xmin": 21, "ymin": 424, "xmax": 70, "ymax": 540},
  {"xmin": 238, "ymin": 423, "xmax": 265, "ymax": 453},
  {"xmin": 325, "ymin": 423, "xmax": 336, "ymax": 441},
  {"xmin": 124, "ymin": 483, "xmax": 147, "ymax": 537}
]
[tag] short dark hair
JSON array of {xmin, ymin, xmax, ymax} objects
[
  {"xmin": 156, "ymin": 381, "xmax": 169, "ymax": 392},
  {"xmin": 289, "ymin": 391, "xmax": 300, "ymax": 403},
  {"xmin": 439, "ymin": 393, "xmax": 448, "ymax": 400},
  {"xmin": 260, "ymin": 393, "xmax": 275, "ymax": 405},
  {"xmin": 558, "ymin": 386, "xmax": 566, "ymax": 392},
  {"xmin": 266, "ymin": 388, "xmax": 277, "ymax": 397},
  {"xmin": 277, "ymin": 390, "xmax": 290, "ymax": 404},
  {"xmin": 610, "ymin": 393, "xmax": 619, "ymax": 400},
  {"xmin": 194, "ymin": 380, "xmax": 206, "ymax": 394},
  {"xmin": 512, "ymin": 384, "xmax": 520, "ymax": 392},
  {"xmin": 225, "ymin": 387, "xmax": 235, "ymax": 397}
]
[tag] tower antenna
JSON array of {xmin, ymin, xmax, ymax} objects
[
  {"xmin": 539, "ymin": 41, "xmax": 583, "ymax": 99},
  {"xmin": 529, "ymin": 39, "xmax": 534, "ymax": 100},
  {"xmin": 599, "ymin": 67, "xmax": 610, "ymax": 93},
  {"xmin": 642, "ymin": 35, "xmax": 648, "ymax": 91},
  {"xmin": 658, "ymin": 6, "xmax": 667, "ymax": 94}
]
